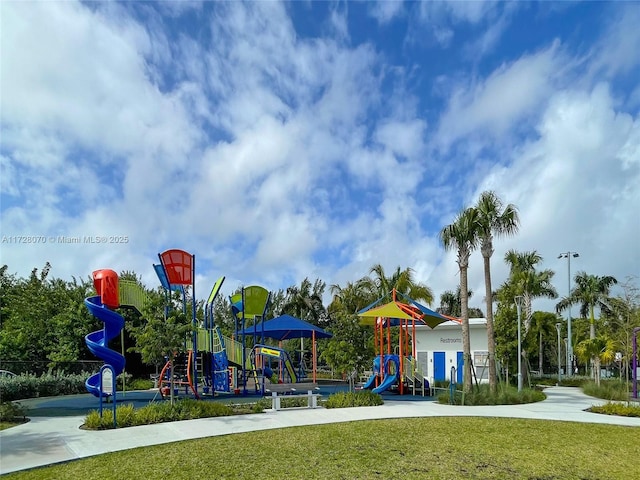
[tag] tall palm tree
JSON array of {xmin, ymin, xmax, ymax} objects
[
  {"xmin": 368, "ymin": 264, "xmax": 434, "ymax": 305},
  {"xmin": 556, "ymin": 272, "xmax": 618, "ymax": 340},
  {"xmin": 504, "ymin": 250, "xmax": 558, "ymax": 333},
  {"xmin": 439, "ymin": 207, "xmax": 479, "ymax": 393},
  {"xmin": 503, "ymin": 250, "xmax": 557, "ymax": 385},
  {"xmin": 474, "ymin": 191, "xmax": 520, "ymax": 392}
]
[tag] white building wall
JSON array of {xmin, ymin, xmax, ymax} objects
[{"xmin": 412, "ymin": 319, "xmax": 488, "ymax": 383}]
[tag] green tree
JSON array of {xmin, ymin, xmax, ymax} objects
[
  {"xmin": 127, "ymin": 288, "xmax": 194, "ymax": 404},
  {"xmin": 528, "ymin": 311, "xmax": 560, "ymax": 375},
  {"xmin": 439, "ymin": 207, "xmax": 479, "ymax": 393},
  {"xmin": 367, "ymin": 264, "xmax": 434, "ymax": 305},
  {"xmin": 474, "ymin": 191, "xmax": 520, "ymax": 393},
  {"xmin": 497, "ymin": 251, "xmax": 557, "ymax": 386},
  {"xmin": 556, "ymin": 272, "xmax": 618, "ymax": 340},
  {"xmin": 575, "ymin": 337, "xmax": 616, "ymax": 386},
  {"xmin": 436, "ymin": 286, "xmax": 484, "ymax": 318},
  {"xmin": 598, "ymin": 277, "xmax": 639, "ymax": 383},
  {"xmin": 504, "ymin": 250, "xmax": 557, "ymax": 333}
]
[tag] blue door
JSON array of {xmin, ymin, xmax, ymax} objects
[
  {"xmin": 434, "ymin": 352, "xmax": 446, "ymax": 381},
  {"xmin": 457, "ymin": 352, "xmax": 464, "ymax": 384}
]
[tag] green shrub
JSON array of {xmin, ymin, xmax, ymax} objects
[
  {"xmin": 125, "ymin": 378, "xmax": 154, "ymax": 391},
  {"xmin": 582, "ymin": 380, "xmax": 630, "ymax": 401},
  {"xmin": 0, "ymin": 371, "xmax": 90, "ymax": 401},
  {"xmin": 588, "ymin": 402, "xmax": 640, "ymax": 417},
  {"xmin": 438, "ymin": 384, "xmax": 546, "ymax": 405},
  {"xmin": 83, "ymin": 399, "xmax": 244, "ymax": 429},
  {"xmin": 0, "ymin": 401, "xmax": 27, "ymax": 421},
  {"xmin": 324, "ymin": 390, "xmax": 383, "ymax": 409}
]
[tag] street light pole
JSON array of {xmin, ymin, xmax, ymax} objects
[
  {"xmin": 515, "ymin": 296, "xmax": 523, "ymax": 392},
  {"xmin": 558, "ymin": 251, "xmax": 579, "ymax": 375},
  {"xmin": 556, "ymin": 323, "xmax": 562, "ymax": 385}
]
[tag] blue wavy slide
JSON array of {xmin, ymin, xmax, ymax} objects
[
  {"xmin": 372, "ymin": 371, "xmax": 399, "ymax": 394},
  {"xmin": 84, "ymin": 296, "xmax": 125, "ymax": 397}
]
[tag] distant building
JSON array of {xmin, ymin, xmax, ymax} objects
[{"xmin": 412, "ymin": 318, "xmax": 488, "ymax": 384}]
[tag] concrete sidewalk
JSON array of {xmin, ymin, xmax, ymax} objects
[{"xmin": 1, "ymin": 387, "xmax": 638, "ymax": 474}]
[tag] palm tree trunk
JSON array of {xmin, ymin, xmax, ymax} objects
[
  {"xmin": 460, "ymin": 263, "xmax": 472, "ymax": 393},
  {"xmin": 539, "ymin": 329, "xmax": 544, "ymax": 375},
  {"xmin": 482, "ymin": 254, "xmax": 497, "ymax": 393}
]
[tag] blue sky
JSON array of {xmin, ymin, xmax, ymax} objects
[{"xmin": 1, "ymin": 1, "xmax": 639, "ymax": 311}]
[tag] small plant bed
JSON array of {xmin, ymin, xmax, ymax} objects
[
  {"xmin": 324, "ymin": 390, "xmax": 383, "ymax": 408},
  {"xmin": 0, "ymin": 401, "xmax": 29, "ymax": 430},
  {"xmin": 83, "ymin": 398, "xmax": 264, "ymax": 430},
  {"xmin": 437, "ymin": 384, "xmax": 546, "ymax": 405},
  {"xmin": 587, "ymin": 402, "xmax": 640, "ymax": 417},
  {"xmin": 582, "ymin": 380, "xmax": 631, "ymax": 401}
]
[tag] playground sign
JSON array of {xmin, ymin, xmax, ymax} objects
[{"xmin": 258, "ymin": 347, "xmax": 281, "ymax": 357}]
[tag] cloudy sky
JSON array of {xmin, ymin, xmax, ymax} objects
[{"xmin": 1, "ymin": 1, "xmax": 639, "ymax": 312}]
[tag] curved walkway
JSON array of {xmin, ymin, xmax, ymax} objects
[{"xmin": 1, "ymin": 387, "xmax": 638, "ymax": 474}]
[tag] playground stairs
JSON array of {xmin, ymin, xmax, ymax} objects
[{"xmin": 403, "ymin": 357, "xmax": 429, "ymax": 396}]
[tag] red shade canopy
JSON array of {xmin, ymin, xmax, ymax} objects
[{"xmin": 159, "ymin": 249, "xmax": 193, "ymax": 286}]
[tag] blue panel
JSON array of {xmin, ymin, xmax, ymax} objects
[
  {"xmin": 434, "ymin": 352, "xmax": 446, "ymax": 381},
  {"xmin": 457, "ymin": 352, "xmax": 464, "ymax": 384}
]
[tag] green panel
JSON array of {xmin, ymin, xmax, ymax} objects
[
  {"xmin": 118, "ymin": 280, "xmax": 148, "ymax": 314},
  {"xmin": 196, "ymin": 328, "xmax": 210, "ymax": 352},
  {"xmin": 207, "ymin": 276, "xmax": 225, "ymax": 305},
  {"xmin": 242, "ymin": 285, "xmax": 269, "ymax": 318},
  {"xmin": 231, "ymin": 286, "xmax": 270, "ymax": 319}
]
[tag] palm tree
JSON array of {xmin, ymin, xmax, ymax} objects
[
  {"xmin": 504, "ymin": 250, "xmax": 558, "ymax": 333},
  {"xmin": 437, "ymin": 286, "xmax": 474, "ymax": 317},
  {"xmin": 439, "ymin": 207, "xmax": 479, "ymax": 393},
  {"xmin": 474, "ymin": 191, "xmax": 520, "ymax": 392},
  {"xmin": 556, "ymin": 272, "xmax": 618, "ymax": 340},
  {"xmin": 368, "ymin": 264, "xmax": 434, "ymax": 305},
  {"xmin": 503, "ymin": 250, "xmax": 558, "ymax": 385},
  {"xmin": 529, "ymin": 311, "xmax": 559, "ymax": 375},
  {"xmin": 574, "ymin": 336, "xmax": 616, "ymax": 386}
]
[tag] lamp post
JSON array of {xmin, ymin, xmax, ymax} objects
[
  {"xmin": 555, "ymin": 323, "xmax": 562, "ymax": 385},
  {"xmin": 515, "ymin": 296, "xmax": 523, "ymax": 392},
  {"xmin": 558, "ymin": 251, "xmax": 579, "ymax": 375}
]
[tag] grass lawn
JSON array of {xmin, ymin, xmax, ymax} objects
[{"xmin": 5, "ymin": 417, "xmax": 639, "ymax": 479}]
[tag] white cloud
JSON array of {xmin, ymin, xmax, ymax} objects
[
  {"xmin": 461, "ymin": 83, "xmax": 640, "ymax": 312},
  {"xmin": 435, "ymin": 42, "xmax": 563, "ymax": 151},
  {"xmin": 1, "ymin": 1, "xmax": 638, "ymax": 317},
  {"xmin": 369, "ymin": 1, "xmax": 405, "ymax": 25}
]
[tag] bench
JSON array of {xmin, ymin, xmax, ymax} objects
[{"xmin": 265, "ymin": 383, "xmax": 321, "ymax": 411}]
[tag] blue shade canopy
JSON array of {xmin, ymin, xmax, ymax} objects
[
  {"xmin": 238, "ymin": 314, "xmax": 332, "ymax": 340},
  {"xmin": 153, "ymin": 264, "xmax": 183, "ymax": 293}
]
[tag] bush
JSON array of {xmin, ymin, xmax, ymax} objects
[
  {"xmin": 0, "ymin": 401, "xmax": 27, "ymax": 421},
  {"xmin": 438, "ymin": 384, "xmax": 546, "ymax": 406},
  {"xmin": 125, "ymin": 378, "xmax": 154, "ymax": 391},
  {"xmin": 582, "ymin": 380, "xmax": 630, "ymax": 401},
  {"xmin": 0, "ymin": 371, "xmax": 90, "ymax": 401},
  {"xmin": 324, "ymin": 390, "xmax": 383, "ymax": 409},
  {"xmin": 588, "ymin": 402, "xmax": 640, "ymax": 417},
  {"xmin": 533, "ymin": 374, "xmax": 589, "ymax": 387},
  {"xmin": 83, "ymin": 398, "xmax": 243, "ymax": 429}
]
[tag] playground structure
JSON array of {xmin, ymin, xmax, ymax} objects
[
  {"xmin": 358, "ymin": 289, "xmax": 451, "ymax": 395},
  {"xmin": 152, "ymin": 249, "xmax": 330, "ymax": 398},
  {"xmin": 84, "ymin": 269, "xmax": 147, "ymax": 398}
]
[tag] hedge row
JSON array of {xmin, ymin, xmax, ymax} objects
[{"xmin": 0, "ymin": 372, "xmax": 89, "ymax": 401}]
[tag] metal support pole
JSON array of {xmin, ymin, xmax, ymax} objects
[
  {"xmin": 515, "ymin": 296, "xmax": 523, "ymax": 392},
  {"xmin": 556, "ymin": 323, "xmax": 562, "ymax": 385},
  {"xmin": 559, "ymin": 252, "xmax": 579, "ymax": 375}
]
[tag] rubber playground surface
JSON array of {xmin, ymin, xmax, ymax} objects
[{"xmin": 21, "ymin": 382, "xmax": 432, "ymax": 417}]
